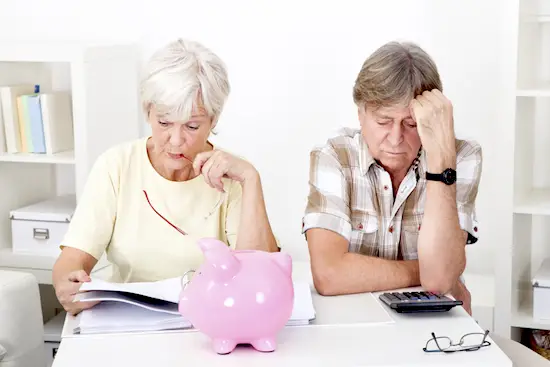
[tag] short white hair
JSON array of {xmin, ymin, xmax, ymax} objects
[{"xmin": 140, "ymin": 38, "xmax": 230, "ymax": 125}]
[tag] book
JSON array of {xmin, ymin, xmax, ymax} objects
[
  {"xmin": 72, "ymin": 277, "xmax": 316, "ymax": 335},
  {"xmin": 40, "ymin": 92, "xmax": 74, "ymax": 154},
  {"xmin": 0, "ymin": 84, "xmax": 35, "ymax": 153}
]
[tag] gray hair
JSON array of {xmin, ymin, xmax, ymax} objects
[
  {"xmin": 140, "ymin": 38, "xmax": 230, "ymax": 126},
  {"xmin": 353, "ymin": 41, "xmax": 442, "ymax": 109}
]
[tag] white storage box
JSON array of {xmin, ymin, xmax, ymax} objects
[
  {"xmin": 532, "ymin": 257, "xmax": 550, "ymax": 321},
  {"xmin": 10, "ymin": 195, "xmax": 76, "ymax": 256}
]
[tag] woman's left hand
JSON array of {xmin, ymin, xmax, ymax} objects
[{"xmin": 193, "ymin": 150, "xmax": 258, "ymax": 192}]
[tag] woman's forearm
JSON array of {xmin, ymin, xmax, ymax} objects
[
  {"xmin": 52, "ymin": 248, "xmax": 97, "ymax": 288},
  {"xmin": 235, "ymin": 172, "xmax": 279, "ymax": 252}
]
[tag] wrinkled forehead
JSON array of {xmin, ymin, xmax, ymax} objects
[{"xmin": 370, "ymin": 104, "xmax": 412, "ymax": 120}]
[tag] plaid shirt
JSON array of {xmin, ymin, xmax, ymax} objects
[{"xmin": 302, "ymin": 128, "xmax": 482, "ymax": 260}]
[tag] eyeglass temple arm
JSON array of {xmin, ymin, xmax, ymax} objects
[{"xmin": 143, "ymin": 190, "xmax": 188, "ymax": 236}]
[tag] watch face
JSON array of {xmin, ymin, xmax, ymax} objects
[{"xmin": 442, "ymin": 169, "xmax": 457, "ymax": 184}]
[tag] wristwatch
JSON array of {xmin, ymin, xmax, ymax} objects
[{"xmin": 425, "ymin": 168, "xmax": 456, "ymax": 185}]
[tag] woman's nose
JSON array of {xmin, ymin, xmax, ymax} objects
[{"xmin": 169, "ymin": 126, "xmax": 185, "ymax": 146}]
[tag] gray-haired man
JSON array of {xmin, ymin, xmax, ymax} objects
[{"xmin": 303, "ymin": 41, "xmax": 482, "ymax": 314}]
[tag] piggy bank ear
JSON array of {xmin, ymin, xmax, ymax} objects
[
  {"xmin": 271, "ymin": 252, "xmax": 292, "ymax": 276},
  {"xmin": 197, "ymin": 238, "xmax": 240, "ymax": 282},
  {"xmin": 198, "ymin": 238, "xmax": 231, "ymax": 254}
]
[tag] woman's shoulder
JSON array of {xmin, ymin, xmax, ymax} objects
[{"xmin": 94, "ymin": 137, "xmax": 147, "ymax": 173}]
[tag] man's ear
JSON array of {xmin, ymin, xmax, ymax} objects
[{"xmin": 0, "ymin": 343, "xmax": 7, "ymax": 361}]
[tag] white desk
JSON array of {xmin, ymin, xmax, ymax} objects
[{"xmin": 52, "ymin": 262, "xmax": 512, "ymax": 367}]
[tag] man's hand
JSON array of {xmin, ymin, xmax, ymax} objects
[
  {"xmin": 450, "ymin": 279, "xmax": 472, "ymax": 315},
  {"xmin": 410, "ymin": 89, "xmax": 456, "ymax": 172}
]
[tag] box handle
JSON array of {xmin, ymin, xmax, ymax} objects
[{"xmin": 33, "ymin": 228, "xmax": 50, "ymax": 240}]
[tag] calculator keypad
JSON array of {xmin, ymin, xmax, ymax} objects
[
  {"xmin": 382, "ymin": 291, "xmax": 442, "ymax": 302},
  {"xmin": 379, "ymin": 290, "xmax": 462, "ymax": 313}
]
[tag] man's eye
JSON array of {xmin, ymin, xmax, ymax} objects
[
  {"xmin": 377, "ymin": 120, "xmax": 391, "ymax": 125},
  {"xmin": 404, "ymin": 120, "xmax": 417, "ymax": 128},
  {"xmin": 187, "ymin": 125, "xmax": 199, "ymax": 130},
  {"xmin": 158, "ymin": 121, "xmax": 170, "ymax": 127}
]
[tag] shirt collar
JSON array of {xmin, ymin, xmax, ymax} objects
[
  {"xmin": 358, "ymin": 133, "xmax": 376, "ymax": 175},
  {"xmin": 357, "ymin": 133, "xmax": 425, "ymax": 178}
]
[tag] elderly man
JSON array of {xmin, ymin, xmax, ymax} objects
[{"xmin": 302, "ymin": 41, "xmax": 482, "ymax": 314}]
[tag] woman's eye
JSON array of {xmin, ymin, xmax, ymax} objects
[
  {"xmin": 377, "ymin": 120, "xmax": 391, "ymax": 126},
  {"xmin": 187, "ymin": 125, "xmax": 199, "ymax": 130},
  {"xmin": 158, "ymin": 121, "xmax": 170, "ymax": 127},
  {"xmin": 404, "ymin": 120, "xmax": 417, "ymax": 128}
]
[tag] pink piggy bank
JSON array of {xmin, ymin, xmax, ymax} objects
[{"xmin": 178, "ymin": 238, "xmax": 294, "ymax": 354}]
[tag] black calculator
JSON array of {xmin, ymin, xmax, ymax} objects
[{"xmin": 379, "ymin": 291, "xmax": 462, "ymax": 313}]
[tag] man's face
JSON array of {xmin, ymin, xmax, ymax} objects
[{"xmin": 358, "ymin": 103, "xmax": 421, "ymax": 174}]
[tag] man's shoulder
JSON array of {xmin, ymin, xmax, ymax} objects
[
  {"xmin": 455, "ymin": 138, "xmax": 482, "ymax": 163},
  {"xmin": 310, "ymin": 127, "xmax": 362, "ymax": 168}
]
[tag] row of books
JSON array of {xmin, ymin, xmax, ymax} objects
[{"xmin": 0, "ymin": 84, "xmax": 74, "ymax": 154}]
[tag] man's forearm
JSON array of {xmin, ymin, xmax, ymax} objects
[
  {"xmin": 235, "ymin": 173, "xmax": 279, "ymax": 252},
  {"xmin": 314, "ymin": 253, "xmax": 420, "ymax": 296},
  {"xmin": 417, "ymin": 165, "xmax": 466, "ymax": 294}
]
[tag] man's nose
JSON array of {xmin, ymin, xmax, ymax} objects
[{"xmin": 387, "ymin": 123, "xmax": 404, "ymax": 146}]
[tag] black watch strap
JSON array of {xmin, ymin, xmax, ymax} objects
[{"xmin": 425, "ymin": 168, "xmax": 456, "ymax": 185}]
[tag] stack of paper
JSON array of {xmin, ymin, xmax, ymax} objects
[
  {"xmin": 74, "ymin": 301, "xmax": 191, "ymax": 334},
  {"xmin": 73, "ymin": 277, "xmax": 316, "ymax": 335}
]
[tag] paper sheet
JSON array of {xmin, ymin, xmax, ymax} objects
[
  {"xmin": 75, "ymin": 290, "xmax": 180, "ymax": 315},
  {"xmin": 310, "ymin": 292, "xmax": 395, "ymax": 326},
  {"xmin": 79, "ymin": 276, "xmax": 182, "ymax": 303},
  {"xmin": 74, "ymin": 301, "xmax": 192, "ymax": 334}
]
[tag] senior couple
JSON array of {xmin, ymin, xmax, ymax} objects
[{"xmin": 53, "ymin": 38, "xmax": 482, "ymax": 317}]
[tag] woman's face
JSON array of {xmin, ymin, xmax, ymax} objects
[{"xmin": 147, "ymin": 105, "xmax": 213, "ymax": 172}]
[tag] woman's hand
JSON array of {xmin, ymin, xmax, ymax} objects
[
  {"xmin": 193, "ymin": 150, "xmax": 258, "ymax": 192},
  {"xmin": 54, "ymin": 269, "xmax": 99, "ymax": 316}
]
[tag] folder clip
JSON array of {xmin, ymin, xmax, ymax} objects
[{"xmin": 180, "ymin": 270, "xmax": 196, "ymax": 291}]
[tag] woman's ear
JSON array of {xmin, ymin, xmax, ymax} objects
[
  {"xmin": 145, "ymin": 104, "xmax": 156, "ymax": 125},
  {"xmin": 210, "ymin": 117, "xmax": 218, "ymax": 136}
]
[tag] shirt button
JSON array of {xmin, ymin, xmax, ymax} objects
[
  {"xmin": 383, "ymin": 185, "xmax": 389, "ymax": 190},
  {"xmin": 358, "ymin": 223, "xmax": 363, "ymax": 230},
  {"xmin": 474, "ymin": 226, "xmax": 478, "ymax": 232},
  {"xmin": 388, "ymin": 226, "xmax": 394, "ymax": 233}
]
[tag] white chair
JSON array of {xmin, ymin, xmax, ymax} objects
[
  {"xmin": 0, "ymin": 270, "xmax": 45, "ymax": 367},
  {"xmin": 491, "ymin": 334, "xmax": 550, "ymax": 367}
]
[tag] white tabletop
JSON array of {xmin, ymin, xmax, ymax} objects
[{"xmin": 52, "ymin": 261, "xmax": 512, "ymax": 367}]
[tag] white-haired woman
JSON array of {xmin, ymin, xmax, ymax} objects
[{"xmin": 52, "ymin": 39, "xmax": 279, "ymax": 315}]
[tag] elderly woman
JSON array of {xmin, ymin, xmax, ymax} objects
[{"xmin": 52, "ymin": 39, "xmax": 279, "ymax": 315}]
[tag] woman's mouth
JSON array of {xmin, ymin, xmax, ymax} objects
[{"xmin": 167, "ymin": 153, "xmax": 190, "ymax": 161}]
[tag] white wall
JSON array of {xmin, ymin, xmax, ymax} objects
[{"xmin": 0, "ymin": 0, "xmax": 516, "ymax": 276}]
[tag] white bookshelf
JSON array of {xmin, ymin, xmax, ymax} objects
[
  {"xmin": 494, "ymin": 0, "xmax": 550, "ymax": 342},
  {"xmin": 0, "ymin": 41, "xmax": 141, "ymax": 284},
  {"xmin": 0, "ymin": 150, "xmax": 75, "ymax": 164}
]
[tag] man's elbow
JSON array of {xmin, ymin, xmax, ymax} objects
[
  {"xmin": 421, "ymin": 276, "xmax": 455, "ymax": 295},
  {"xmin": 420, "ymin": 252, "xmax": 466, "ymax": 295},
  {"xmin": 420, "ymin": 266, "xmax": 463, "ymax": 295},
  {"xmin": 311, "ymin": 264, "xmax": 340, "ymax": 296}
]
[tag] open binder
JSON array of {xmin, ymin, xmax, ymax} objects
[{"xmin": 73, "ymin": 277, "xmax": 316, "ymax": 335}]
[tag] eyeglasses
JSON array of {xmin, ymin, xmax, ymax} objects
[
  {"xmin": 143, "ymin": 189, "xmax": 226, "ymax": 236},
  {"xmin": 423, "ymin": 330, "xmax": 491, "ymax": 353}
]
